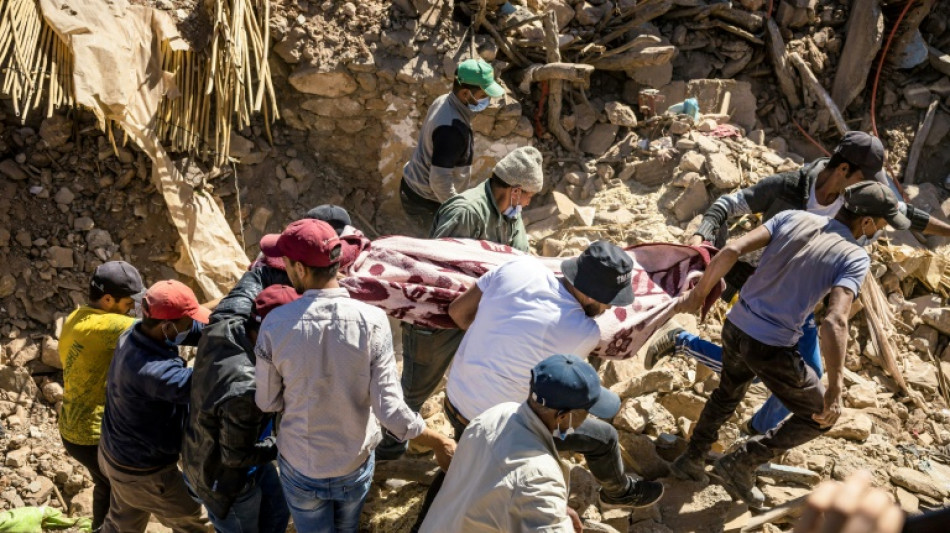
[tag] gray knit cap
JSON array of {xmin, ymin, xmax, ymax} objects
[{"xmin": 493, "ymin": 146, "xmax": 544, "ymax": 193}]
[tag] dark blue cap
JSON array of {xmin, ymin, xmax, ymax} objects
[
  {"xmin": 561, "ymin": 240, "xmax": 635, "ymax": 306},
  {"xmin": 305, "ymin": 204, "xmax": 351, "ymax": 236},
  {"xmin": 530, "ymin": 354, "xmax": 620, "ymax": 419}
]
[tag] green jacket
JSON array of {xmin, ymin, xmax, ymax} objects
[{"xmin": 430, "ymin": 180, "xmax": 529, "ymax": 252}]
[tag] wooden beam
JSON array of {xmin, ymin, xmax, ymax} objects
[
  {"xmin": 788, "ymin": 51, "xmax": 848, "ymax": 135},
  {"xmin": 904, "ymin": 98, "xmax": 939, "ymax": 185}
]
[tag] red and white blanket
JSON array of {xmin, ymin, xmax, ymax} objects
[{"xmin": 339, "ymin": 235, "xmax": 717, "ymax": 361}]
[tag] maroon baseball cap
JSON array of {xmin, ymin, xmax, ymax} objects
[
  {"xmin": 143, "ymin": 280, "xmax": 211, "ymax": 323},
  {"xmin": 252, "ymin": 285, "xmax": 301, "ymax": 323},
  {"xmin": 260, "ymin": 219, "xmax": 342, "ymax": 268}
]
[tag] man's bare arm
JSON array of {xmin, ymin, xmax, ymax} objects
[
  {"xmin": 813, "ymin": 286, "xmax": 852, "ymax": 428},
  {"xmin": 448, "ymin": 285, "xmax": 483, "ymax": 330}
]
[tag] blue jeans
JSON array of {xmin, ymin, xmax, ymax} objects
[
  {"xmin": 278, "ymin": 454, "xmax": 374, "ymax": 533},
  {"xmin": 676, "ymin": 314, "xmax": 822, "ymax": 434},
  {"xmin": 188, "ymin": 462, "xmax": 289, "ymax": 533}
]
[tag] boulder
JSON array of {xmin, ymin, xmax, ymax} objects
[
  {"xmin": 672, "ymin": 178, "xmax": 709, "ymax": 222},
  {"xmin": 615, "ymin": 395, "xmax": 655, "ymax": 434},
  {"xmin": 0, "ymin": 365, "xmax": 39, "ymax": 404},
  {"xmin": 41, "ymin": 337, "xmax": 61, "ymax": 369},
  {"xmin": 618, "ymin": 432, "xmax": 670, "ymax": 479},
  {"xmin": 705, "ymin": 152, "xmax": 741, "ymax": 189},
  {"xmin": 825, "ymin": 409, "xmax": 872, "ymax": 441},
  {"xmin": 42, "ymin": 381, "xmax": 63, "ymax": 404},
  {"xmin": 679, "ymin": 151, "xmax": 705, "ymax": 173},
  {"xmin": 845, "ymin": 381, "xmax": 878, "ymax": 409},
  {"xmin": 580, "ymin": 124, "xmax": 619, "ymax": 156},
  {"xmin": 890, "ymin": 467, "xmax": 950, "ymax": 500},
  {"xmin": 658, "ymin": 391, "xmax": 707, "ymax": 422},
  {"xmin": 611, "ymin": 369, "xmax": 677, "ymax": 399},
  {"xmin": 289, "ymin": 67, "xmax": 359, "ymax": 97},
  {"xmin": 605, "ymin": 101, "xmax": 638, "ymax": 127}
]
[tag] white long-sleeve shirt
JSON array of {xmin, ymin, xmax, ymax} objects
[
  {"xmin": 254, "ymin": 288, "xmax": 425, "ymax": 479},
  {"xmin": 421, "ymin": 402, "xmax": 573, "ymax": 533}
]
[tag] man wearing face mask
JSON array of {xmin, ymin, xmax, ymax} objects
[
  {"xmin": 647, "ymin": 131, "xmax": 950, "ymax": 437},
  {"xmin": 421, "ymin": 354, "xmax": 621, "ymax": 533},
  {"xmin": 98, "ymin": 280, "xmax": 212, "ymax": 533},
  {"xmin": 669, "ymin": 182, "xmax": 906, "ymax": 506},
  {"xmin": 58, "ymin": 261, "xmax": 144, "ymax": 531},
  {"xmin": 411, "ymin": 241, "xmax": 664, "ymax": 530},
  {"xmin": 401, "ymin": 58, "xmax": 505, "ymax": 232},
  {"xmin": 377, "ymin": 146, "xmax": 543, "ymax": 460}
]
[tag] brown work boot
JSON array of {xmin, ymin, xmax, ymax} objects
[
  {"xmin": 712, "ymin": 452, "xmax": 765, "ymax": 507},
  {"xmin": 670, "ymin": 451, "xmax": 707, "ymax": 483}
]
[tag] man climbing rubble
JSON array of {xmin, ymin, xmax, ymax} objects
[
  {"xmin": 253, "ymin": 219, "xmax": 455, "ymax": 533},
  {"xmin": 98, "ymin": 280, "xmax": 212, "ymax": 533},
  {"xmin": 181, "ymin": 284, "xmax": 299, "ymax": 533},
  {"xmin": 412, "ymin": 241, "xmax": 664, "ymax": 529},
  {"xmin": 400, "ymin": 58, "xmax": 505, "ymax": 231},
  {"xmin": 669, "ymin": 182, "xmax": 908, "ymax": 506},
  {"xmin": 420, "ymin": 354, "xmax": 620, "ymax": 533},
  {"xmin": 58, "ymin": 261, "xmax": 144, "ymax": 531},
  {"xmin": 647, "ymin": 131, "xmax": 950, "ymax": 436},
  {"xmin": 378, "ymin": 145, "xmax": 544, "ymax": 460}
]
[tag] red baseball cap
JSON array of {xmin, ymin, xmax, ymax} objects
[
  {"xmin": 260, "ymin": 219, "xmax": 342, "ymax": 268},
  {"xmin": 252, "ymin": 285, "xmax": 301, "ymax": 323},
  {"xmin": 143, "ymin": 280, "xmax": 211, "ymax": 324}
]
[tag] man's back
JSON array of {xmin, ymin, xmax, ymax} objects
[
  {"xmin": 59, "ymin": 307, "xmax": 134, "ymax": 446},
  {"xmin": 729, "ymin": 210, "xmax": 869, "ymax": 347},
  {"xmin": 402, "ymin": 93, "xmax": 474, "ymax": 202},
  {"xmin": 421, "ymin": 402, "xmax": 572, "ymax": 533},
  {"xmin": 447, "ymin": 256, "xmax": 600, "ymax": 420},
  {"xmin": 255, "ymin": 289, "xmax": 417, "ymax": 479}
]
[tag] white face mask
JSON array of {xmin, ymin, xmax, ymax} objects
[
  {"xmin": 552, "ymin": 412, "xmax": 575, "ymax": 441},
  {"xmin": 856, "ymin": 218, "xmax": 883, "ymax": 246}
]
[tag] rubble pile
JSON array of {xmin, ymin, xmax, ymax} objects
[{"xmin": 1, "ymin": 0, "xmax": 950, "ymax": 531}]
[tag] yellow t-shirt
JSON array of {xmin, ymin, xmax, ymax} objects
[{"xmin": 58, "ymin": 307, "xmax": 135, "ymax": 445}]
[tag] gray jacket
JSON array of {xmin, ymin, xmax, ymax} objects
[{"xmin": 402, "ymin": 93, "xmax": 475, "ymax": 203}]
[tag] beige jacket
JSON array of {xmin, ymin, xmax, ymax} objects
[{"xmin": 420, "ymin": 402, "xmax": 573, "ymax": 533}]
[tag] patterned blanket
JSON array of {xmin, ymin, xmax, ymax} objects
[{"xmin": 339, "ymin": 235, "xmax": 717, "ymax": 360}]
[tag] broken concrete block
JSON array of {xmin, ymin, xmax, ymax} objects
[
  {"xmin": 605, "ymin": 101, "xmax": 638, "ymax": 127},
  {"xmin": 705, "ymin": 152, "xmax": 741, "ymax": 189},
  {"xmin": 580, "ymin": 124, "xmax": 619, "ymax": 156}
]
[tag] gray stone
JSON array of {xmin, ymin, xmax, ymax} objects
[
  {"xmin": 679, "ymin": 151, "xmax": 705, "ymax": 173},
  {"xmin": 580, "ymin": 124, "xmax": 619, "ymax": 156},
  {"xmin": 54, "ymin": 187, "xmax": 75, "ymax": 205},
  {"xmin": 0, "ymin": 159, "xmax": 28, "ymax": 181}
]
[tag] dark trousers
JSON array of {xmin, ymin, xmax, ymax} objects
[
  {"xmin": 412, "ymin": 398, "xmax": 628, "ymax": 531},
  {"xmin": 62, "ymin": 438, "xmax": 110, "ymax": 529},
  {"xmin": 399, "ymin": 178, "xmax": 441, "ymax": 235},
  {"xmin": 378, "ymin": 325, "xmax": 464, "ymax": 459},
  {"xmin": 688, "ymin": 320, "xmax": 828, "ymax": 466}
]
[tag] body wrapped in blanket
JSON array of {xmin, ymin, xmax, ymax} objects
[{"xmin": 337, "ymin": 235, "xmax": 717, "ymax": 360}]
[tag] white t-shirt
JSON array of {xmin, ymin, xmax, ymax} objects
[
  {"xmin": 446, "ymin": 256, "xmax": 601, "ymax": 421},
  {"xmin": 807, "ymin": 171, "xmax": 844, "ymax": 217}
]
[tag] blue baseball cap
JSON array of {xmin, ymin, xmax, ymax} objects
[{"xmin": 530, "ymin": 354, "xmax": 620, "ymax": 419}]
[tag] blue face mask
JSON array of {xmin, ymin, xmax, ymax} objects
[
  {"xmin": 468, "ymin": 96, "xmax": 490, "ymax": 113},
  {"xmin": 503, "ymin": 204, "xmax": 522, "ymax": 219},
  {"xmin": 164, "ymin": 320, "xmax": 202, "ymax": 347}
]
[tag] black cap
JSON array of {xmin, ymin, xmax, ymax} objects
[
  {"xmin": 531, "ymin": 354, "xmax": 620, "ymax": 419},
  {"xmin": 305, "ymin": 204, "xmax": 351, "ymax": 236},
  {"xmin": 833, "ymin": 131, "xmax": 886, "ymax": 184},
  {"xmin": 561, "ymin": 241, "xmax": 635, "ymax": 306},
  {"xmin": 842, "ymin": 181, "xmax": 911, "ymax": 230},
  {"xmin": 90, "ymin": 261, "xmax": 145, "ymax": 301}
]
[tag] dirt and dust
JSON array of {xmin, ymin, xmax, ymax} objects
[{"xmin": 1, "ymin": 0, "xmax": 950, "ymax": 531}]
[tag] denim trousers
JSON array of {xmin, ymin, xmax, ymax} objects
[
  {"xmin": 278, "ymin": 453, "xmax": 374, "ymax": 533},
  {"xmin": 688, "ymin": 320, "xmax": 828, "ymax": 465},
  {"xmin": 187, "ymin": 462, "xmax": 289, "ymax": 533},
  {"xmin": 412, "ymin": 399, "xmax": 628, "ymax": 531},
  {"xmin": 676, "ymin": 313, "xmax": 822, "ymax": 434},
  {"xmin": 377, "ymin": 324, "xmax": 464, "ymax": 460}
]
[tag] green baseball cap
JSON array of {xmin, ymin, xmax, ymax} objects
[{"xmin": 456, "ymin": 59, "xmax": 505, "ymax": 99}]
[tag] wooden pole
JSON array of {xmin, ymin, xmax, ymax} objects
[{"xmin": 542, "ymin": 10, "xmax": 575, "ymax": 152}]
